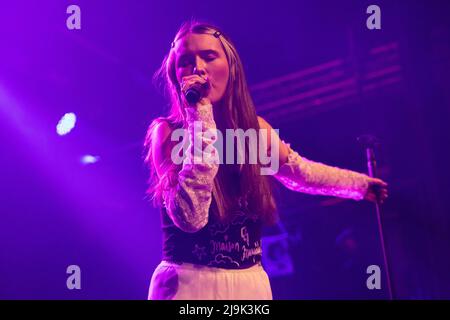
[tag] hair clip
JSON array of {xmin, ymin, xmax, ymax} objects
[
  {"xmin": 171, "ymin": 41, "xmax": 175, "ymax": 48},
  {"xmin": 213, "ymin": 31, "xmax": 221, "ymax": 38}
]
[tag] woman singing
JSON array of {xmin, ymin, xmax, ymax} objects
[{"xmin": 143, "ymin": 20, "xmax": 388, "ymax": 300}]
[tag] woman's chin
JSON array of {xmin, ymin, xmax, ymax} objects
[{"xmin": 210, "ymin": 95, "xmax": 226, "ymax": 106}]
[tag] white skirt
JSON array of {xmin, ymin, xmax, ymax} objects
[{"xmin": 148, "ymin": 260, "xmax": 273, "ymax": 300}]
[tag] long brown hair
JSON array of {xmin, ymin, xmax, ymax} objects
[{"xmin": 143, "ymin": 20, "xmax": 278, "ymax": 226}]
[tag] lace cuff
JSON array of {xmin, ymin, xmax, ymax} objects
[
  {"xmin": 162, "ymin": 104, "xmax": 219, "ymax": 233},
  {"xmin": 274, "ymin": 141, "xmax": 369, "ymax": 201}
]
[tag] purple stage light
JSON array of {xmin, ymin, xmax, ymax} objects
[
  {"xmin": 80, "ymin": 154, "xmax": 100, "ymax": 165},
  {"xmin": 56, "ymin": 112, "xmax": 77, "ymax": 136}
]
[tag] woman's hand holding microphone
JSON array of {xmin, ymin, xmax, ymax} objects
[
  {"xmin": 162, "ymin": 75, "xmax": 218, "ymax": 234},
  {"xmin": 180, "ymin": 75, "xmax": 211, "ymax": 108}
]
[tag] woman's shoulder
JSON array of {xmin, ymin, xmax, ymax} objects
[
  {"xmin": 151, "ymin": 116, "xmax": 171, "ymax": 130},
  {"xmin": 150, "ymin": 117, "xmax": 184, "ymax": 132},
  {"xmin": 147, "ymin": 116, "xmax": 185, "ymax": 153},
  {"xmin": 149, "ymin": 116, "xmax": 171, "ymax": 128},
  {"xmin": 146, "ymin": 117, "xmax": 172, "ymax": 145}
]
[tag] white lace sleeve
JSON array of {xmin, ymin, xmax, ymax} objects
[
  {"xmin": 274, "ymin": 141, "xmax": 369, "ymax": 201},
  {"xmin": 162, "ymin": 104, "xmax": 219, "ymax": 233}
]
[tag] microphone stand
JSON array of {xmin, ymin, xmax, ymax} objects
[{"xmin": 357, "ymin": 134, "xmax": 394, "ymax": 300}]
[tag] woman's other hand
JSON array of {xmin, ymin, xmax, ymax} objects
[{"xmin": 364, "ymin": 177, "xmax": 389, "ymax": 204}]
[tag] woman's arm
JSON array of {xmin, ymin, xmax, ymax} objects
[
  {"xmin": 152, "ymin": 103, "xmax": 219, "ymax": 233},
  {"xmin": 257, "ymin": 116, "xmax": 388, "ymax": 202}
]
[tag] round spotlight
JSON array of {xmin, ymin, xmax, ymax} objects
[
  {"xmin": 56, "ymin": 112, "xmax": 76, "ymax": 136},
  {"xmin": 80, "ymin": 154, "xmax": 100, "ymax": 165}
]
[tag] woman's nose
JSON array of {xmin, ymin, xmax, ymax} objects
[{"xmin": 193, "ymin": 58, "xmax": 206, "ymax": 76}]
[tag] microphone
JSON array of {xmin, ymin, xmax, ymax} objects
[{"xmin": 185, "ymin": 82, "xmax": 208, "ymax": 105}]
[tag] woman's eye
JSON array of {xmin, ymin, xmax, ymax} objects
[
  {"xmin": 178, "ymin": 60, "xmax": 190, "ymax": 67},
  {"xmin": 205, "ymin": 55, "xmax": 216, "ymax": 62},
  {"xmin": 178, "ymin": 57, "xmax": 192, "ymax": 67}
]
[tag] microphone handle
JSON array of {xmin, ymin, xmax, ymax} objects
[
  {"xmin": 185, "ymin": 88, "xmax": 200, "ymax": 105},
  {"xmin": 185, "ymin": 82, "xmax": 207, "ymax": 105}
]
